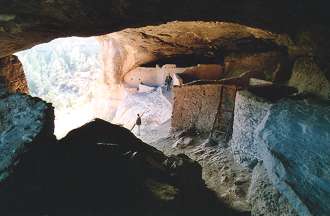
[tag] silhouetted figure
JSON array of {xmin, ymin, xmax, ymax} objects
[
  {"xmin": 136, "ymin": 114, "xmax": 142, "ymax": 136},
  {"xmin": 165, "ymin": 74, "xmax": 173, "ymax": 91}
]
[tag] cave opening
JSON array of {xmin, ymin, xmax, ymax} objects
[
  {"xmin": 13, "ymin": 22, "xmax": 230, "ymax": 141},
  {"xmin": 1, "ymin": 17, "xmax": 329, "ymax": 216},
  {"xmin": 14, "ymin": 36, "xmax": 177, "ymax": 141},
  {"xmin": 11, "ymin": 20, "xmax": 303, "ymax": 145}
]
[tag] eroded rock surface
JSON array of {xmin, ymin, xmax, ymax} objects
[
  {"xmin": 0, "ymin": 0, "xmax": 329, "ymax": 58},
  {"xmin": 256, "ymin": 98, "xmax": 330, "ymax": 216},
  {"xmin": 231, "ymin": 89, "xmax": 330, "ymax": 215},
  {"xmin": 99, "ymin": 21, "xmax": 285, "ymax": 84}
]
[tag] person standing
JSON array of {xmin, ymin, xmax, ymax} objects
[
  {"xmin": 136, "ymin": 113, "xmax": 142, "ymax": 136},
  {"xmin": 165, "ymin": 74, "xmax": 173, "ymax": 91}
]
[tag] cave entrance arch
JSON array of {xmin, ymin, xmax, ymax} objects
[{"xmin": 12, "ymin": 20, "xmax": 294, "ymax": 142}]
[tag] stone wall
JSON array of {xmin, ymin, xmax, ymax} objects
[
  {"xmin": 171, "ymin": 84, "xmax": 236, "ymax": 135},
  {"xmin": 0, "ymin": 55, "xmax": 28, "ymax": 93}
]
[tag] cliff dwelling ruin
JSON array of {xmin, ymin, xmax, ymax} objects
[{"xmin": 0, "ymin": 1, "xmax": 330, "ymax": 216}]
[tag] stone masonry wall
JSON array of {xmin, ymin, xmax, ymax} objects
[{"xmin": 171, "ymin": 84, "xmax": 236, "ymax": 135}]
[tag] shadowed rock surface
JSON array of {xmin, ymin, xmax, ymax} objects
[
  {"xmin": 256, "ymin": 98, "xmax": 330, "ymax": 216},
  {"xmin": 0, "ymin": 93, "xmax": 54, "ymax": 183},
  {"xmin": 0, "ymin": 115, "xmax": 246, "ymax": 216},
  {"xmin": 230, "ymin": 90, "xmax": 330, "ymax": 215},
  {"xmin": 0, "ymin": 0, "xmax": 329, "ymax": 58}
]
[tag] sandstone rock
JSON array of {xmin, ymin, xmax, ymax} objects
[{"xmin": 99, "ymin": 21, "xmax": 283, "ymax": 84}]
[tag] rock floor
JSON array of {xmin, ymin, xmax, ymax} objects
[{"xmin": 142, "ymin": 122, "xmax": 252, "ymax": 214}]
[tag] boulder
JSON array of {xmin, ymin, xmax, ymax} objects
[{"xmin": 0, "ymin": 117, "xmax": 235, "ymax": 215}]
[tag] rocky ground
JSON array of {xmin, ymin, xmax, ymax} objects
[{"xmin": 142, "ymin": 122, "xmax": 252, "ymax": 214}]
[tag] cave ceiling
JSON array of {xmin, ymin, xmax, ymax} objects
[
  {"xmin": 0, "ymin": 0, "xmax": 329, "ymax": 57},
  {"xmin": 98, "ymin": 21, "xmax": 291, "ymax": 83}
]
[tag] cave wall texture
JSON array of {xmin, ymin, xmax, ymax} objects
[
  {"xmin": 97, "ymin": 21, "xmax": 286, "ymax": 86},
  {"xmin": 231, "ymin": 91, "xmax": 330, "ymax": 216}
]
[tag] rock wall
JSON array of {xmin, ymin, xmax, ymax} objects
[
  {"xmin": 172, "ymin": 84, "xmax": 236, "ymax": 135},
  {"xmin": 224, "ymin": 51, "xmax": 291, "ymax": 83},
  {"xmin": 231, "ymin": 90, "xmax": 330, "ymax": 215},
  {"xmin": 230, "ymin": 91, "xmax": 272, "ymax": 168},
  {"xmin": 0, "ymin": 55, "xmax": 28, "ymax": 93},
  {"xmin": 0, "ymin": 93, "xmax": 54, "ymax": 183},
  {"xmin": 289, "ymin": 57, "xmax": 330, "ymax": 100},
  {"xmin": 256, "ymin": 98, "xmax": 330, "ymax": 216}
]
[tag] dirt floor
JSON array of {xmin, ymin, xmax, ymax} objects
[
  {"xmin": 126, "ymin": 85, "xmax": 251, "ymax": 214},
  {"xmin": 140, "ymin": 121, "xmax": 252, "ymax": 214}
]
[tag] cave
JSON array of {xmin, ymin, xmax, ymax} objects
[{"xmin": 0, "ymin": 1, "xmax": 330, "ymax": 216}]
